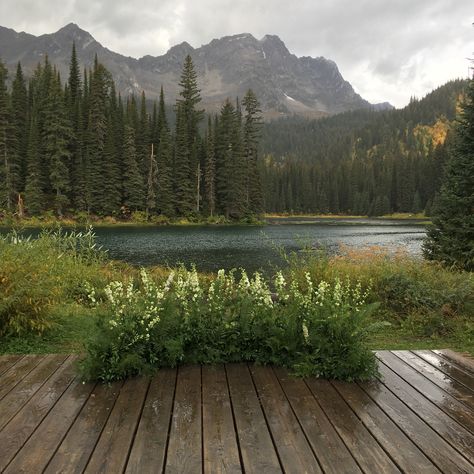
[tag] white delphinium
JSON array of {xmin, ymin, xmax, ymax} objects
[
  {"xmin": 274, "ymin": 271, "xmax": 288, "ymax": 301},
  {"xmin": 302, "ymin": 321, "xmax": 309, "ymax": 343},
  {"xmin": 248, "ymin": 272, "xmax": 273, "ymax": 307},
  {"xmin": 315, "ymin": 280, "xmax": 329, "ymax": 307},
  {"xmin": 333, "ymin": 277, "xmax": 342, "ymax": 307}
]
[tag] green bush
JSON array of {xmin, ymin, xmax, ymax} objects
[
  {"xmin": 80, "ymin": 267, "xmax": 381, "ymax": 382},
  {"xmin": 0, "ymin": 228, "xmax": 107, "ymax": 336}
]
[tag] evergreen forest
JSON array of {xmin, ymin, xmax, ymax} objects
[
  {"xmin": 0, "ymin": 43, "xmax": 467, "ymax": 219},
  {"xmin": 261, "ymin": 79, "xmax": 466, "ymax": 215},
  {"xmin": 0, "ymin": 46, "xmax": 264, "ymax": 221}
]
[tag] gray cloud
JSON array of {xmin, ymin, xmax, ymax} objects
[{"xmin": 0, "ymin": 0, "xmax": 472, "ymax": 107}]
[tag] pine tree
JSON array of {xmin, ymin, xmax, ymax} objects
[
  {"xmin": 215, "ymin": 99, "xmax": 245, "ymax": 219},
  {"xmin": 43, "ymin": 69, "xmax": 72, "ymax": 216},
  {"xmin": 176, "ymin": 55, "xmax": 204, "ymax": 214},
  {"xmin": 156, "ymin": 89, "xmax": 174, "ymax": 216},
  {"xmin": 11, "ymin": 63, "xmax": 28, "ymax": 189},
  {"xmin": 146, "ymin": 143, "xmax": 158, "ymax": 218},
  {"xmin": 423, "ymin": 78, "xmax": 474, "ymax": 270},
  {"xmin": 67, "ymin": 42, "xmax": 86, "ymax": 209},
  {"xmin": 86, "ymin": 57, "xmax": 111, "ymax": 213},
  {"xmin": 0, "ymin": 59, "xmax": 19, "ymax": 212},
  {"xmin": 122, "ymin": 125, "xmax": 145, "ymax": 210},
  {"xmin": 174, "ymin": 104, "xmax": 193, "ymax": 215},
  {"xmin": 242, "ymin": 89, "xmax": 264, "ymax": 215},
  {"xmin": 204, "ymin": 116, "xmax": 216, "ymax": 216},
  {"xmin": 24, "ymin": 115, "xmax": 45, "ymax": 214}
]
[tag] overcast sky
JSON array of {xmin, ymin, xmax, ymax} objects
[{"xmin": 1, "ymin": 0, "xmax": 473, "ymax": 107}]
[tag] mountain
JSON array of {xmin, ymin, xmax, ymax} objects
[{"xmin": 0, "ymin": 23, "xmax": 391, "ymax": 117}]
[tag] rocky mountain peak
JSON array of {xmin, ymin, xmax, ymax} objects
[{"xmin": 0, "ymin": 23, "xmax": 392, "ymax": 117}]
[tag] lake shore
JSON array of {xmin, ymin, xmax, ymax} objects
[{"xmin": 0, "ymin": 212, "xmax": 430, "ymax": 228}]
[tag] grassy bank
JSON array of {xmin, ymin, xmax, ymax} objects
[
  {"xmin": 0, "ymin": 229, "xmax": 472, "ymax": 380},
  {"xmin": 0, "ymin": 212, "xmax": 265, "ymax": 228}
]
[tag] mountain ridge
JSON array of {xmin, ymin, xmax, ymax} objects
[{"xmin": 0, "ymin": 22, "xmax": 393, "ymax": 117}]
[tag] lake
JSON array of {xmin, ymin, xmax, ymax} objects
[
  {"xmin": 0, "ymin": 217, "xmax": 425, "ymax": 272},
  {"xmin": 1, "ymin": 217, "xmax": 427, "ymax": 273}
]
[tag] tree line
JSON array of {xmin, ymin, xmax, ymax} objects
[
  {"xmin": 0, "ymin": 45, "xmax": 264, "ymax": 220},
  {"xmin": 261, "ymin": 80, "xmax": 466, "ymax": 215}
]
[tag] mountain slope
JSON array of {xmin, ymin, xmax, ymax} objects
[{"xmin": 0, "ymin": 23, "xmax": 390, "ymax": 117}]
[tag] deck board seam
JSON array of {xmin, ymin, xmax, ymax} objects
[
  {"xmin": 432, "ymin": 350, "xmax": 474, "ymax": 375},
  {"xmin": 224, "ymin": 364, "xmax": 245, "ymax": 474},
  {"xmin": 302, "ymin": 377, "xmax": 368, "ymax": 473},
  {"xmin": 0, "ymin": 355, "xmax": 45, "ymax": 403},
  {"xmin": 0, "ymin": 354, "xmax": 26, "ymax": 377},
  {"xmin": 160, "ymin": 366, "xmax": 179, "ymax": 474},
  {"xmin": 271, "ymin": 366, "xmax": 324, "ymax": 473},
  {"xmin": 397, "ymin": 351, "xmax": 474, "ymax": 418},
  {"xmin": 375, "ymin": 359, "xmax": 474, "ymax": 468},
  {"xmin": 327, "ymin": 379, "xmax": 405, "ymax": 473},
  {"xmin": 425, "ymin": 351, "xmax": 474, "ymax": 391},
  {"xmin": 247, "ymin": 362, "xmax": 285, "ymax": 473},
  {"xmin": 81, "ymin": 379, "xmax": 125, "ymax": 473},
  {"xmin": 41, "ymin": 380, "xmax": 100, "ymax": 473},
  {"xmin": 2, "ymin": 355, "xmax": 78, "ymax": 472},
  {"xmin": 385, "ymin": 352, "xmax": 474, "ymax": 435},
  {"xmin": 0, "ymin": 354, "xmax": 70, "ymax": 434},
  {"xmin": 123, "ymin": 377, "xmax": 152, "ymax": 474},
  {"xmin": 0, "ymin": 355, "xmax": 25, "ymax": 377}
]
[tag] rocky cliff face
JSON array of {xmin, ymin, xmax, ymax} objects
[{"xmin": 0, "ymin": 23, "xmax": 392, "ymax": 117}]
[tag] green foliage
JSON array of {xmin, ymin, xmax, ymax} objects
[
  {"xmin": 0, "ymin": 227, "xmax": 106, "ymax": 336},
  {"xmin": 80, "ymin": 267, "xmax": 379, "ymax": 382},
  {"xmin": 423, "ymin": 78, "xmax": 474, "ymax": 271},
  {"xmin": 286, "ymin": 246, "xmax": 473, "ymax": 342},
  {"xmin": 262, "ymin": 80, "xmax": 467, "ymax": 215}
]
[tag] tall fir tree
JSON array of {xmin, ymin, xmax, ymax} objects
[
  {"xmin": 43, "ymin": 69, "xmax": 72, "ymax": 216},
  {"xmin": 176, "ymin": 55, "xmax": 204, "ymax": 214},
  {"xmin": 67, "ymin": 42, "xmax": 86, "ymax": 209},
  {"xmin": 242, "ymin": 89, "xmax": 264, "ymax": 215},
  {"xmin": 423, "ymin": 77, "xmax": 474, "ymax": 271},
  {"xmin": 11, "ymin": 63, "xmax": 28, "ymax": 190},
  {"xmin": 204, "ymin": 116, "xmax": 216, "ymax": 216},
  {"xmin": 24, "ymin": 115, "xmax": 45, "ymax": 214},
  {"xmin": 122, "ymin": 125, "xmax": 145, "ymax": 210},
  {"xmin": 86, "ymin": 57, "xmax": 111, "ymax": 213},
  {"xmin": 156, "ymin": 89, "xmax": 174, "ymax": 216},
  {"xmin": 0, "ymin": 59, "xmax": 18, "ymax": 211},
  {"xmin": 174, "ymin": 104, "xmax": 194, "ymax": 215}
]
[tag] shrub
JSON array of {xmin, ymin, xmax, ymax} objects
[
  {"xmin": 80, "ymin": 267, "xmax": 381, "ymax": 382},
  {"xmin": 0, "ymin": 228, "xmax": 107, "ymax": 336}
]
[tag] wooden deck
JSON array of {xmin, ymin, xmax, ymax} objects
[{"xmin": 0, "ymin": 350, "xmax": 473, "ymax": 473}]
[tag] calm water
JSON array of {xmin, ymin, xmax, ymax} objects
[{"xmin": 1, "ymin": 218, "xmax": 427, "ymax": 272}]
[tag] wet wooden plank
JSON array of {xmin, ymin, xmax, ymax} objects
[
  {"xmin": 226, "ymin": 364, "xmax": 282, "ymax": 474},
  {"xmin": 333, "ymin": 380, "xmax": 440, "ymax": 473},
  {"xmin": 45, "ymin": 381, "xmax": 123, "ymax": 474},
  {"xmin": 393, "ymin": 351, "xmax": 474, "ymax": 411},
  {"xmin": 165, "ymin": 365, "xmax": 202, "ymax": 474},
  {"xmin": 125, "ymin": 368, "xmax": 177, "ymax": 474},
  {"xmin": 415, "ymin": 350, "xmax": 474, "ymax": 392},
  {"xmin": 5, "ymin": 378, "xmax": 95, "ymax": 473},
  {"xmin": 202, "ymin": 365, "xmax": 242, "ymax": 474},
  {"xmin": 84, "ymin": 377, "xmax": 149, "ymax": 473},
  {"xmin": 0, "ymin": 354, "xmax": 24, "ymax": 376},
  {"xmin": 305, "ymin": 377, "xmax": 400, "ymax": 473},
  {"xmin": 373, "ymin": 360, "xmax": 474, "ymax": 470},
  {"xmin": 378, "ymin": 351, "xmax": 474, "ymax": 434},
  {"xmin": 250, "ymin": 365, "xmax": 321, "ymax": 473},
  {"xmin": 0, "ymin": 354, "xmax": 67, "ymax": 431},
  {"xmin": 0, "ymin": 354, "xmax": 44, "ymax": 400},
  {"xmin": 274, "ymin": 367, "xmax": 361, "ymax": 474},
  {"xmin": 0, "ymin": 355, "xmax": 77, "ymax": 472},
  {"xmin": 434, "ymin": 349, "xmax": 474, "ymax": 373}
]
